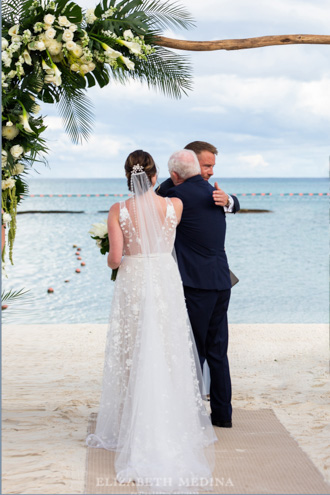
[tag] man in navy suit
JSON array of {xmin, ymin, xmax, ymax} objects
[{"xmin": 157, "ymin": 144, "xmax": 239, "ymax": 428}]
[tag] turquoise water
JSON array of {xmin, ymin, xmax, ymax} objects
[{"xmin": 2, "ymin": 178, "xmax": 329, "ymax": 324}]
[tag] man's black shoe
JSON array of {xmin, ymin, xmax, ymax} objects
[{"xmin": 211, "ymin": 419, "xmax": 232, "ymax": 428}]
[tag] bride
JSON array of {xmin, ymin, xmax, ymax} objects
[{"xmin": 86, "ymin": 150, "xmax": 217, "ymax": 493}]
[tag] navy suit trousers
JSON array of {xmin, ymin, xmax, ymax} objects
[{"xmin": 184, "ymin": 286, "xmax": 232, "ymax": 422}]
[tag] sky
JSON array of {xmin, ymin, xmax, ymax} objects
[{"xmin": 35, "ymin": 0, "xmax": 330, "ymax": 179}]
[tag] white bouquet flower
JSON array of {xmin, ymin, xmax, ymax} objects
[
  {"xmin": 45, "ymin": 28, "xmax": 56, "ymax": 40},
  {"xmin": 8, "ymin": 25, "xmax": 20, "ymax": 36},
  {"xmin": 2, "ymin": 178, "xmax": 16, "ymax": 190},
  {"xmin": 2, "ymin": 125, "xmax": 19, "ymax": 140},
  {"xmin": 44, "ymin": 14, "xmax": 55, "ymax": 25},
  {"xmin": 62, "ymin": 29, "xmax": 74, "ymax": 42},
  {"xmin": 10, "ymin": 144, "xmax": 24, "ymax": 158},
  {"xmin": 89, "ymin": 220, "xmax": 118, "ymax": 281},
  {"xmin": 12, "ymin": 163, "xmax": 25, "ymax": 175},
  {"xmin": 119, "ymin": 55, "xmax": 134, "ymax": 70},
  {"xmin": 86, "ymin": 9, "xmax": 97, "ymax": 24},
  {"xmin": 58, "ymin": 15, "xmax": 71, "ymax": 27},
  {"xmin": 2, "ymin": 37, "xmax": 9, "ymax": 50}
]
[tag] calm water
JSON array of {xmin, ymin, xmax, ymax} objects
[{"xmin": 2, "ymin": 178, "xmax": 329, "ymax": 324}]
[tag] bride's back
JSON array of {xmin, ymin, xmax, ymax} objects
[{"xmin": 119, "ymin": 193, "xmax": 177, "ymax": 256}]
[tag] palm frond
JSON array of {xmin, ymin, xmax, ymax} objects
[
  {"xmin": 2, "ymin": 288, "xmax": 30, "ymax": 302},
  {"xmin": 2, "ymin": 0, "xmax": 24, "ymax": 24},
  {"xmin": 138, "ymin": 0, "xmax": 195, "ymax": 31},
  {"xmin": 57, "ymin": 87, "xmax": 95, "ymax": 144},
  {"xmin": 1, "ymin": 288, "xmax": 34, "ymax": 322},
  {"xmin": 132, "ymin": 45, "xmax": 193, "ymax": 98}
]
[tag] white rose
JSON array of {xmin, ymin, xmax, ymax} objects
[
  {"xmin": 87, "ymin": 61, "xmax": 96, "ymax": 71},
  {"xmin": 2, "ymin": 37, "xmax": 8, "ymax": 50},
  {"xmin": 123, "ymin": 29, "xmax": 134, "ymax": 40},
  {"xmin": 80, "ymin": 64, "xmax": 90, "ymax": 74},
  {"xmin": 72, "ymin": 44, "xmax": 83, "ymax": 58},
  {"xmin": 2, "ymin": 125, "xmax": 19, "ymax": 140},
  {"xmin": 10, "ymin": 144, "xmax": 24, "ymax": 158},
  {"xmin": 58, "ymin": 16, "xmax": 71, "ymax": 27},
  {"xmin": 2, "ymin": 52, "xmax": 12, "ymax": 67},
  {"xmin": 65, "ymin": 40, "xmax": 76, "ymax": 51},
  {"xmin": 1, "ymin": 178, "xmax": 16, "ymax": 190},
  {"xmin": 62, "ymin": 29, "xmax": 73, "ymax": 42},
  {"xmin": 7, "ymin": 70, "xmax": 17, "ymax": 78},
  {"xmin": 45, "ymin": 28, "xmax": 56, "ymax": 40},
  {"xmin": 47, "ymin": 40, "xmax": 62, "ymax": 55},
  {"xmin": 8, "ymin": 25, "xmax": 19, "ymax": 36},
  {"xmin": 11, "ymin": 34, "xmax": 22, "ymax": 42},
  {"xmin": 85, "ymin": 8, "xmax": 97, "ymax": 24},
  {"xmin": 2, "ymin": 212, "xmax": 12, "ymax": 223},
  {"xmin": 69, "ymin": 24, "xmax": 77, "ymax": 32},
  {"xmin": 70, "ymin": 63, "xmax": 79, "ymax": 71},
  {"xmin": 35, "ymin": 40, "xmax": 46, "ymax": 51},
  {"xmin": 44, "ymin": 14, "xmax": 55, "ymax": 25},
  {"xmin": 12, "ymin": 163, "xmax": 25, "ymax": 175}
]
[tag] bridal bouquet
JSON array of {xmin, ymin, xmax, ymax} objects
[{"xmin": 89, "ymin": 219, "xmax": 118, "ymax": 281}]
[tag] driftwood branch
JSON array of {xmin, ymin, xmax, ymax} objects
[{"xmin": 155, "ymin": 35, "xmax": 330, "ymax": 51}]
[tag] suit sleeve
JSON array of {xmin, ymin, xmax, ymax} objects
[
  {"xmin": 231, "ymin": 195, "xmax": 240, "ymax": 213},
  {"xmin": 155, "ymin": 178, "xmax": 174, "ymax": 197}
]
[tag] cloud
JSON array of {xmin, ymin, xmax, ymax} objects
[
  {"xmin": 238, "ymin": 154, "xmax": 270, "ymax": 169},
  {"xmin": 180, "ymin": 0, "xmax": 330, "ymax": 29}
]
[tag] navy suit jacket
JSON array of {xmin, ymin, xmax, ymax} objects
[{"xmin": 158, "ymin": 175, "xmax": 239, "ymax": 290}]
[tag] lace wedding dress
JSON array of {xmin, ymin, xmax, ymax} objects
[{"xmin": 86, "ymin": 173, "xmax": 217, "ymax": 493}]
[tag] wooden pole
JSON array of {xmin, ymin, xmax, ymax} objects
[{"xmin": 155, "ymin": 34, "xmax": 330, "ymax": 51}]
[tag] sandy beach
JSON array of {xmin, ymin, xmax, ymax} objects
[{"xmin": 2, "ymin": 323, "xmax": 329, "ymax": 494}]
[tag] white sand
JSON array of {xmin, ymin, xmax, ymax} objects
[{"xmin": 2, "ymin": 323, "xmax": 329, "ymax": 494}]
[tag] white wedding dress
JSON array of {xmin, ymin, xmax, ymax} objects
[{"xmin": 86, "ymin": 174, "xmax": 217, "ymax": 493}]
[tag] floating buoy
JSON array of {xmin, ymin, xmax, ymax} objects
[
  {"xmin": 75, "ymin": 269, "xmax": 81, "ymax": 273},
  {"xmin": 73, "ymin": 244, "xmax": 77, "ymax": 248},
  {"xmin": 47, "ymin": 288, "xmax": 54, "ymax": 293},
  {"xmin": 81, "ymin": 262, "xmax": 86, "ymax": 266},
  {"xmin": 77, "ymin": 256, "xmax": 81, "ymax": 260},
  {"xmin": 75, "ymin": 251, "xmax": 80, "ymax": 255},
  {"xmin": 77, "ymin": 248, "xmax": 81, "ymax": 251},
  {"xmin": 64, "ymin": 279, "xmax": 70, "ymax": 283},
  {"xmin": 2, "ymin": 305, "xmax": 8, "ymax": 310}
]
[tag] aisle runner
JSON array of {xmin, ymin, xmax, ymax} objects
[{"xmin": 85, "ymin": 408, "xmax": 329, "ymax": 494}]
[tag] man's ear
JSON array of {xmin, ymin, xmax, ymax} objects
[{"xmin": 171, "ymin": 171, "xmax": 181, "ymax": 185}]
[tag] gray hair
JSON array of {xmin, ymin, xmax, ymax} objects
[{"xmin": 167, "ymin": 149, "xmax": 200, "ymax": 180}]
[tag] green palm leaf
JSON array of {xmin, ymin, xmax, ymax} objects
[
  {"xmin": 131, "ymin": 46, "xmax": 193, "ymax": 98},
  {"xmin": 57, "ymin": 87, "xmax": 95, "ymax": 145},
  {"xmin": 138, "ymin": 0, "xmax": 195, "ymax": 31}
]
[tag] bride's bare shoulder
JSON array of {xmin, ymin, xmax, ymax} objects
[
  {"xmin": 168, "ymin": 197, "xmax": 183, "ymax": 208},
  {"xmin": 108, "ymin": 202, "xmax": 120, "ymax": 218}
]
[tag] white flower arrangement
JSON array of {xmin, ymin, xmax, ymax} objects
[{"xmin": 2, "ymin": 177, "xmax": 16, "ymax": 190}]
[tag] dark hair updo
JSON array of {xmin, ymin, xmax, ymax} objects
[{"xmin": 125, "ymin": 150, "xmax": 157, "ymax": 191}]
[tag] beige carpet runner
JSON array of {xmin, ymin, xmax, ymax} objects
[{"xmin": 85, "ymin": 408, "xmax": 329, "ymax": 494}]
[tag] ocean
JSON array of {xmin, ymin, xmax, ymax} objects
[{"xmin": 2, "ymin": 177, "xmax": 329, "ymax": 324}]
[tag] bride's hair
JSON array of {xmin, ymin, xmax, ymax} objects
[{"xmin": 125, "ymin": 150, "xmax": 157, "ymax": 191}]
